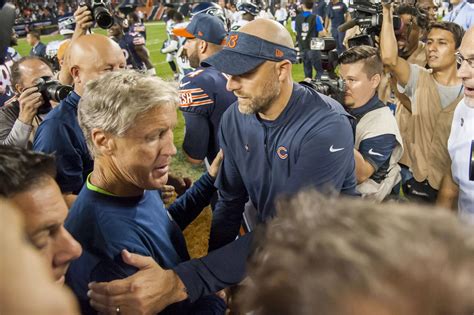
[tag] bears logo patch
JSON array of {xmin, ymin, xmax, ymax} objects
[{"xmin": 277, "ymin": 146, "xmax": 288, "ymax": 160}]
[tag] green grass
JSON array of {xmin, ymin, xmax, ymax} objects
[{"xmin": 15, "ymin": 22, "xmax": 305, "ymax": 179}]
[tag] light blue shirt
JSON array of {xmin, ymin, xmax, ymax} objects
[{"xmin": 443, "ymin": 0, "xmax": 474, "ymax": 30}]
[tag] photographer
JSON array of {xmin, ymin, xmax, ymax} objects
[
  {"xmin": 339, "ymin": 46, "xmax": 403, "ymax": 201},
  {"xmin": 387, "ymin": 4, "xmax": 427, "ymax": 184},
  {"xmin": 381, "ymin": 3, "xmax": 464, "ymax": 202},
  {"xmin": 0, "ymin": 57, "xmax": 54, "ymax": 148},
  {"xmin": 295, "ymin": 0, "xmax": 326, "ymax": 80}
]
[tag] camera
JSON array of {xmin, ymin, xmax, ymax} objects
[
  {"xmin": 310, "ymin": 37, "xmax": 338, "ymax": 73},
  {"xmin": 35, "ymin": 76, "xmax": 73, "ymax": 113},
  {"xmin": 338, "ymin": 0, "xmax": 401, "ymax": 47},
  {"xmin": 300, "ymin": 75, "xmax": 345, "ymax": 104},
  {"xmin": 305, "ymin": 37, "xmax": 344, "ymax": 102},
  {"xmin": 84, "ymin": 0, "xmax": 114, "ymax": 29}
]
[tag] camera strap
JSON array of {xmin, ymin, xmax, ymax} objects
[{"xmin": 448, "ymin": 1, "xmax": 466, "ymax": 22}]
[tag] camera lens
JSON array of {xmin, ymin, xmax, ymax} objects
[
  {"xmin": 54, "ymin": 85, "xmax": 74, "ymax": 101},
  {"xmin": 94, "ymin": 6, "xmax": 114, "ymax": 29}
]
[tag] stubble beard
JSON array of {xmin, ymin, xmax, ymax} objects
[{"xmin": 238, "ymin": 76, "xmax": 281, "ymax": 115}]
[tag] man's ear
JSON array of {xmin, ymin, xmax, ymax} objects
[
  {"xmin": 276, "ymin": 60, "xmax": 292, "ymax": 82},
  {"xmin": 199, "ymin": 39, "xmax": 208, "ymax": 54},
  {"xmin": 371, "ymin": 73, "xmax": 381, "ymax": 89},
  {"xmin": 90, "ymin": 128, "xmax": 115, "ymax": 156},
  {"xmin": 70, "ymin": 65, "xmax": 81, "ymax": 85}
]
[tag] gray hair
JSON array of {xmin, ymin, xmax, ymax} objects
[
  {"xmin": 240, "ymin": 191, "xmax": 474, "ymax": 315},
  {"xmin": 78, "ymin": 70, "xmax": 179, "ymax": 158}
]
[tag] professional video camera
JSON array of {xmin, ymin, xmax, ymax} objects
[
  {"xmin": 83, "ymin": 0, "xmax": 114, "ymax": 29},
  {"xmin": 35, "ymin": 76, "xmax": 73, "ymax": 113},
  {"xmin": 337, "ymin": 0, "xmax": 401, "ymax": 47},
  {"xmin": 310, "ymin": 37, "xmax": 338, "ymax": 73},
  {"xmin": 301, "ymin": 75, "xmax": 345, "ymax": 104},
  {"xmin": 303, "ymin": 37, "xmax": 344, "ymax": 102}
]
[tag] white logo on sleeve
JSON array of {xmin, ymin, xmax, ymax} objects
[
  {"xmin": 368, "ymin": 148, "xmax": 384, "ymax": 157},
  {"xmin": 329, "ymin": 145, "xmax": 344, "ymax": 153},
  {"xmin": 179, "ymin": 81, "xmax": 191, "ymax": 88}
]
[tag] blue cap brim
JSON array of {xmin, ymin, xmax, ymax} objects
[{"xmin": 201, "ymin": 49, "xmax": 266, "ymax": 76}]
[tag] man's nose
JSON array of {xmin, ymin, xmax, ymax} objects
[
  {"xmin": 54, "ymin": 228, "xmax": 82, "ymax": 266},
  {"xmin": 226, "ymin": 75, "xmax": 240, "ymax": 92}
]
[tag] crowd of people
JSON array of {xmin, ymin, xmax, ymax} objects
[{"xmin": 1, "ymin": 0, "xmax": 474, "ymax": 314}]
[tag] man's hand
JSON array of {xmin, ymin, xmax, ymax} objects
[
  {"xmin": 161, "ymin": 185, "xmax": 176, "ymax": 205},
  {"xmin": 88, "ymin": 250, "xmax": 187, "ymax": 315},
  {"xmin": 209, "ymin": 149, "xmax": 224, "ymax": 179},
  {"xmin": 18, "ymin": 86, "xmax": 44, "ymax": 125},
  {"xmin": 73, "ymin": 5, "xmax": 93, "ymax": 40},
  {"xmin": 167, "ymin": 173, "xmax": 193, "ymax": 196}
]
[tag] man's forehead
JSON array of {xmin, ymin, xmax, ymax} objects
[
  {"xmin": 11, "ymin": 180, "xmax": 67, "ymax": 233},
  {"xmin": 428, "ymin": 29, "xmax": 455, "ymax": 40},
  {"xmin": 460, "ymin": 31, "xmax": 474, "ymax": 55}
]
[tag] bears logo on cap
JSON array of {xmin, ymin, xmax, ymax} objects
[
  {"xmin": 226, "ymin": 34, "xmax": 239, "ymax": 48},
  {"xmin": 275, "ymin": 49, "xmax": 284, "ymax": 57}
]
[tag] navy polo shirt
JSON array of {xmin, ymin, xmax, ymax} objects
[
  {"xmin": 209, "ymin": 83, "xmax": 357, "ymax": 250},
  {"xmin": 328, "ymin": 1, "xmax": 348, "ymax": 27},
  {"xmin": 349, "ymin": 95, "xmax": 397, "ymax": 171},
  {"xmin": 179, "ymin": 66, "xmax": 237, "ymax": 163},
  {"xmin": 33, "ymin": 91, "xmax": 93, "ymax": 194}
]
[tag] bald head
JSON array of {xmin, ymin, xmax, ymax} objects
[
  {"xmin": 69, "ymin": 34, "xmax": 126, "ymax": 95},
  {"xmin": 463, "ymin": 26, "xmax": 474, "ymax": 44},
  {"xmin": 69, "ymin": 34, "xmax": 122, "ymax": 68},
  {"xmin": 239, "ymin": 19, "xmax": 295, "ymax": 49}
]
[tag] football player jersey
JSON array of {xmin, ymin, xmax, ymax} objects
[
  {"xmin": 115, "ymin": 33, "xmax": 146, "ymax": 71},
  {"xmin": 0, "ymin": 47, "xmax": 20, "ymax": 107},
  {"xmin": 130, "ymin": 22, "xmax": 147, "ymax": 41},
  {"xmin": 179, "ymin": 66, "xmax": 237, "ymax": 163}
]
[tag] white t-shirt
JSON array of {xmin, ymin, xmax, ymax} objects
[
  {"xmin": 448, "ymin": 98, "xmax": 474, "ymax": 223},
  {"xmin": 398, "ymin": 64, "xmax": 464, "ymax": 110}
]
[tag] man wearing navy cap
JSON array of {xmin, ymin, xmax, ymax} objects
[
  {"xmin": 173, "ymin": 14, "xmax": 236, "ymax": 168},
  {"xmin": 86, "ymin": 19, "xmax": 357, "ymax": 315},
  {"xmin": 202, "ymin": 19, "xmax": 357, "ymax": 250}
]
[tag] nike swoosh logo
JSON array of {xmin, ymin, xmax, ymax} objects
[
  {"xmin": 368, "ymin": 148, "xmax": 384, "ymax": 157},
  {"xmin": 329, "ymin": 145, "xmax": 344, "ymax": 153},
  {"xmin": 179, "ymin": 81, "xmax": 191, "ymax": 88}
]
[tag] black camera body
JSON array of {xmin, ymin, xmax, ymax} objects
[
  {"xmin": 310, "ymin": 37, "xmax": 339, "ymax": 74},
  {"xmin": 35, "ymin": 76, "xmax": 73, "ymax": 113},
  {"xmin": 86, "ymin": 0, "xmax": 114, "ymax": 29},
  {"xmin": 301, "ymin": 75, "xmax": 345, "ymax": 104},
  {"xmin": 343, "ymin": 0, "xmax": 401, "ymax": 48}
]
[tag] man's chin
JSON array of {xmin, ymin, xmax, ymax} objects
[{"xmin": 238, "ymin": 102, "xmax": 256, "ymax": 115}]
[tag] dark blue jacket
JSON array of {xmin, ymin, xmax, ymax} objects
[
  {"xmin": 174, "ymin": 83, "xmax": 358, "ymax": 301},
  {"xmin": 33, "ymin": 91, "xmax": 93, "ymax": 194},
  {"xmin": 30, "ymin": 41, "xmax": 47, "ymax": 58}
]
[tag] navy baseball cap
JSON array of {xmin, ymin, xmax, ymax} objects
[
  {"xmin": 173, "ymin": 14, "xmax": 226, "ymax": 45},
  {"xmin": 201, "ymin": 31, "xmax": 297, "ymax": 76}
]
